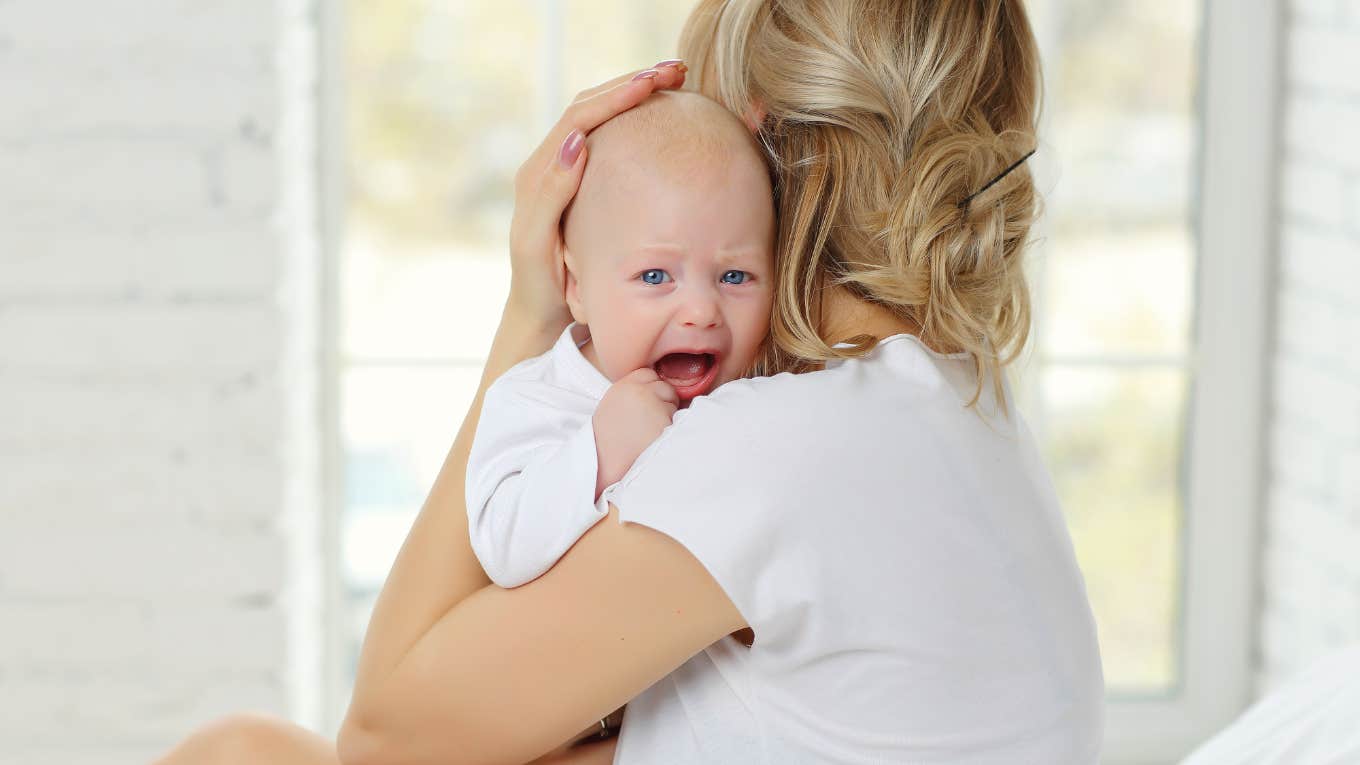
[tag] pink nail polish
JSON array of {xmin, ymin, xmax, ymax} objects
[
  {"xmin": 559, "ymin": 129, "xmax": 584, "ymax": 167},
  {"xmin": 632, "ymin": 69, "xmax": 660, "ymax": 81},
  {"xmin": 655, "ymin": 59, "xmax": 684, "ymax": 69}
]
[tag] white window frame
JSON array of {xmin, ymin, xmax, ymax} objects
[{"xmin": 314, "ymin": 0, "xmax": 1281, "ymax": 756}]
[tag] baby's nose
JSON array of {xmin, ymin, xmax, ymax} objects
[{"xmin": 679, "ymin": 292, "xmax": 722, "ymax": 329}]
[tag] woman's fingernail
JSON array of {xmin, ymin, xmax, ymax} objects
[
  {"xmin": 655, "ymin": 59, "xmax": 685, "ymax": 69},
  {"xmin": 632, "ymin": 69, "xmax": 660, "ymax": 81},
  {"xmin": 559, "ymin": 129, "xmax": 584, "ymax": 168}
]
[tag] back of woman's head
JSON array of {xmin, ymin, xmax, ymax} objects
[{"xmin": 680, "ymin": 0, "xmax": 1042, "ymax": 411}]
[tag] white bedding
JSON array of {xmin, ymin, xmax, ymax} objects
[{"xmin": 1181, "ymin": 644, "xmax": 1360, "ymax": 764}]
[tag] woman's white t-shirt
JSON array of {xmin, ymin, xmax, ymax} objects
[{"xmin": 601, "ymin": 334, "xmax": 1105, "ymax": 764}]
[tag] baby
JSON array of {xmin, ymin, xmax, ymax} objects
[{"xmin": 465, "ymin": 90, "xmax": 776, "ymax": 590}]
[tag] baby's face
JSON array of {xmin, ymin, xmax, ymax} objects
[{"xmin": 564, "ymin": 156, "xmax": 774, "ymax": 407}]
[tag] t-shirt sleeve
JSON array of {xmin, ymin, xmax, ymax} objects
[
  {"xmin": 466, "ymin": 376, "xmax": 610, "ymax": 589},
  {"xmin": 600, "ymin": 381, "xmax": 813, "ymax": 649}
]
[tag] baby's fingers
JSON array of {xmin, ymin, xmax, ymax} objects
[
  {"xmin": 649, "ymin": 380, "xmax": 680, "ymax": 409},
  {"xmin": 620, "ymin": 367, "xmax": 662, "ymax": 385}
]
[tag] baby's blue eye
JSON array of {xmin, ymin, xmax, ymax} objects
[
  {"xmin": 721, "ymin": 270, "xmax": 750, "ymax": 285},
  {"xmin": 640, "ymin": 269, "xmax": 671, "ymax": 285}
]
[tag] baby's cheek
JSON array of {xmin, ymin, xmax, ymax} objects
[
  {"xmin": 739, "ymin": 304, "xmax": 771, "ymax": 345},
  {"xmin": 599, "ymin": 330, "xmax": 653, "ymax": 379}
]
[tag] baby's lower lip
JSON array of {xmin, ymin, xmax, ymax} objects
[{"xmin": 669, "ymin": 358, "xmax": 720, "ymax": 403}]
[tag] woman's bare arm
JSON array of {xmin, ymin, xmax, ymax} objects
[{"xmin": 338, "ymin": 501, "xmax": 746, "ymax": 765}]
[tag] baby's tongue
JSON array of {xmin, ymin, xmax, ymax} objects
[{"xmin": 655, "ymin": 353, "xmax": 709, "ymax": 386}]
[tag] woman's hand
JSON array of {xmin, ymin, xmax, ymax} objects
[{"xmin": 506, "ymin": 61, "xmax": 688, "ymax": 333}]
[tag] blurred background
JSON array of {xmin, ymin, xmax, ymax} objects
[{"xmin": 1, "ymin": 1, "xmax": 1356, "ymax": 763}]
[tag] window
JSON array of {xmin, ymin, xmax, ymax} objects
[
  {"xmin": 1022, "ymin": 0, "xmax": 1202, "ymax": 700},
  {"xmin": 1018, "ymin": 0, "xmax": 1275, "ymax": 760},
  {"xmin": 322, "ymin": 1, "xmax": 1274, "ymax": 760}
]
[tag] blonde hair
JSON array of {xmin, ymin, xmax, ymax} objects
[{"xmin": 679, "ymin": 0, "xmax": 1043, "ymax": 413}]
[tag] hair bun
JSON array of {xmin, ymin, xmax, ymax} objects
[
  {"xmin": 893, "ymin": 116, "xmax": 1035, "ymax": 226},
  {"xmin": 845, "ymin": 116, "xmax": 1038, "ymax": 377}
]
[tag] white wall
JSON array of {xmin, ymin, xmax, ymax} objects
[
  {"xmin": 0, "ymin": 2, "xmax": 323, "ymax": 763},
  {"xmin": 1256, "ymin": 0, "xmax": 1360, "ymax": 694}
]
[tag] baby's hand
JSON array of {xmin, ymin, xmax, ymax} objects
[{"xmin": 592, "ymin": 368, "xmax": 679, "ymax": 497}]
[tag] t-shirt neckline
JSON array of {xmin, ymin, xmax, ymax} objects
[{"xmin": 832, "ymin": 332, "xmax": 971, "ymax": 360}]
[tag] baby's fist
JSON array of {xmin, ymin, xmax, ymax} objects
[{"xmin": 592, "ymin": 368, "xmax": 679, "ymax": 496}]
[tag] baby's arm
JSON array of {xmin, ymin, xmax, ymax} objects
[
  {"xmin": 466, "ymin": 378, "xmax": 612, "ymax": 589},
  {"xmin": 467, "ymin": 368, "xmax": 680, "ymax": 588}
]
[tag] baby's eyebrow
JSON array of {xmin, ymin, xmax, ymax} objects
[
  {"xmin": 620, "ymin": 245, "xmax": 684, "ymax": 266},
  {"xmin": 634, "ymin": 243, "xmax": 684, "ymax": 256},
  {"xmin": 620, "ymin": 244, "xmax": 767, "ymax": 268},
  {"xmin": 712, "ymin": 248, "xmax": 767, "ymax": 267}
]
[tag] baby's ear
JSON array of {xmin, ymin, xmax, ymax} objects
[
  {"xmin": 562, "ymin": 247, "xmax": 587, "ymax": 325},
  {"xmin": 743, "ymin": 100, "xmax": 767, "ymax": 134}
]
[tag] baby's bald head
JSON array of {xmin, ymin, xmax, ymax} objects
[{"xmin": 562, "ymin": 90, "xmax": 772, "ymax": 260}]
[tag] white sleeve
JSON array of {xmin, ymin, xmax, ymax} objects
[
  {"xmin": 601, "ymin": 380, "xmax": 813, "ymax": 649},
  {"xmin": 465, "ymin": 377, "xmax": 610, "ymax": 588}
]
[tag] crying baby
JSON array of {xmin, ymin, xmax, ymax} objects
[
  {"xmin": 560, "ymin": 88, "xmax": 776, "ymax": 405},
  {"xmin": 466, "ymin": 88, "xmax": 776, "ymax": 591}
]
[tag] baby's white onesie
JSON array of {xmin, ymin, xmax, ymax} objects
[{"xmin": 465, "ymin": 322, "xmax": 614, "ymax": 588}]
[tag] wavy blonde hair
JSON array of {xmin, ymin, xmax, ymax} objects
[{"xmin": 679, "ymin": 0, "xmax": 1043, "ymax": 413}]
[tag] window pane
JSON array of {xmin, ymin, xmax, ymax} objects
[
  {"xmin": 345, "ymin": 1, "xmax": 539, "ymax": 360},
  {"xmin": 1042, "ymin": 366, "xmax": 1188, "ymax": 694},
  {"xmin": 342, "ymin": 242, "xmax": 510, "ymax": 361},
  {"xmin": 1028, "ymin": 0, "xmax": 1202, "ymax": 699},
  {"xmin": 1045, "ymin": 0, "xmax": 1199, "ymax": 227},
  {"xmin": 1043, "ymin": 226, "xmax": 1194, "ymax": 357},
  {"xmin": 562, "ymin": 0, "xmax": 696, "ymax": 93},
  {"xmin": 1036, "ymin": 0, "xmax": 1200, "ymax": 357},
  {"xmin": 341, "ymin": 364, "xmax": 481, "ymax": 581},
  {"xmin": 338, "ymin": 364, "xmax": 482, "ymax": 700}
]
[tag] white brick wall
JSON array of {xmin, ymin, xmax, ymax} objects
[
  {"xmin": 1257, "ymin": 0, "xmax": 1360, "ymax": 694},
  {"xmin": 0, "ymin": 1, "xmax": 323, "ymax": 762}
]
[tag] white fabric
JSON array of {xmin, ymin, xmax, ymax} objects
[
  {"xmin": 1181, "ymin": 644, "xmax": 1360, "ymax": 765},
  {"xmin": 603, "ymin": 333, "xmax": 1106, "ymax": 764},
  {"xmin": 465, "ymin": 323, "xmax": 613, "ymax": 588}
]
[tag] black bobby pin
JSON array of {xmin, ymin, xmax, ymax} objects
[{"xmin": 957, "ymin": 148, "xmax": 1037, "ymax": 210}]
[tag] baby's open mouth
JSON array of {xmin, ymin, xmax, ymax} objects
[{"xmin": 654, "ymin": 352, "xmax": 718, "ymax": 398}]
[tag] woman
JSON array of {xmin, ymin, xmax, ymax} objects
[{"xmin": 155, "ymin": 1, "xmax": 1103, "ymax": 763}]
